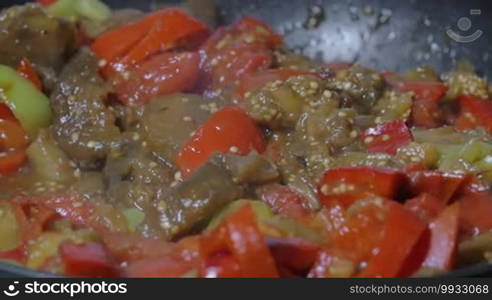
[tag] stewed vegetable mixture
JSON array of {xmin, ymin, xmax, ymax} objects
[{"xmin": 0, "ymin": 0, "xmax": 491, "ymax": 278}]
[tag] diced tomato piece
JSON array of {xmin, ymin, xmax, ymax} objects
[
  {"xmin": 330, "ymin": 199, "xmax": 391, "ymax": 263},
  {"xmin": 17, "ymin": 58, "xmax": 42, "ymax": 91},
  {"xmin": 404, "ymin": 193, "xmax": 446, "ymax": 222},
  {"xmin": 60, "ymin": 242, "xmax": 118, "ymax": 277},
  {"xmin": 116, "ymin": 10, "xmax": 208, "ymax": 72},
  {"xmin": 0, "ymin": 247, "xmax": 26, "ymax": 264},
  {"xmin": 200, "ymin": 204, "xmax": 278, "ymax": 277},
  {"xmin": 359, "ymin": 201, "xmax": 426, "ymax": 278},
  {"xmin": 106, "ymin": 233, "xmax": 200, "ymax": 264},
  {"xmin": 382, "ymin": 72, "xmax": 447, "ymax": 102},
  {"xmin": 92, "ymin": 9, "xmax": 207, "ymax": 76},
  {"xmin": 455, "ymin": 95, "xmax": 492, "ymax": 133},
  {"xmin": 326, "ymin": 61, "xmax": 353, "ymax": 72},
  {"xmin": 411, "ymin": 99, "xmax": 443, "ymax": 129},
  {"xmin": 267, "ymin": 237, "xmax": 320, "ymax": 275},
  {"xmin": 175, "ymin": 105, "xmax": 266, "ymax": 176},
  {"xmin": 11, "ymin": 192, "xmax": 119, "ymax": 233},
  {"xmin": 408, "ymin": 171, "xmax": 466, "ymax": 204},
  {"xmin": 0, "ymin": 119, "xmax": 28, "ymax": 175},
  {"xmin": 36, "ymin": 0, "xmax": 57, "ymax": 6},
  {"xmin": 318, "ymin": 167, "xmax": 407, "ymax": 207},
  {"xmin": 199, "ymin": 44, "xmax": 273, "ymax": 94},
  {"xmin": 235, "ymin": 69, "xmax": 315, "ymax": 99},
  {"xmin": 125, "ymin": 256, "xmax": 196, "ymax": 278},
  {"xmin": 311, "ymin": 198, "xmax": 425, "ymax": 278},
  {"xmin": 361, "ymin": 120, "xmax": 412, "ymax": 155},
  {"xmin": 201, "ymin": 252, "xmax": 241, "ymax": 278},
  {"xmin": 103, "ymin": 233, "xmax": 176, "ymax": 263},
  {"xmin": 459, "ymin": 193, "xmax": 492, "ymax": 235},
  {"xmin": 455, "ymin": 175, "xmax": 489, "ymax": 197},
  {"xmin": 256, "ymin": 184, "xmax": 310, "ymax": 219},
  {"xmin": 114, "ymin": 52, "xmax": 200, "ymax": 106},
  {"xmin": 0, "ymin": 104, "xmax": 17, "ymax": 122},
  {"xmin": 201, "ymin": 17, "xmax": 282, "ymax": 56},
  {"xmin": 422, "ymin": 203, "xmax": 460, "ymax": 271},
  {"xmin": 198, "ymin": 17, "xmax": 282, "ymax": 93}
]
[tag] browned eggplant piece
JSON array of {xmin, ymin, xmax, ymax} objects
[
  {"xmin": 50, "ymin": 48, "xmax": 121, "ymax": 169},
  {"xmin": 0, "ymin": 4, "xmax": 75, "ymax": 89}
]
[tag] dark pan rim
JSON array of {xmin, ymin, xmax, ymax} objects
[{"xmin": 0, "ymin": 261, "xmax": 490, "ymax": 278}]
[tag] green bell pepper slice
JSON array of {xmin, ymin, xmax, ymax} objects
[{"xmin": 0, "ymin": 65, "xmax": 52, "ymax": 137}]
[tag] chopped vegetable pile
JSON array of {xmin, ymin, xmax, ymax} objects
[{"xmin": 0, "ymin": 0, "xmax": 491, "ymax": 278}]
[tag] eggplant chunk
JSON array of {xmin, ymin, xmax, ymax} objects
[
  {"xmin": 0, "ymin": 4, "xmax": 75, "ymax": 88},
  {"xmin": 103, "ymin": 135, "xmax": 175, "ymax": 211},
  {"xmin": 50, "ymin": 48, "xmax": 120, "ymax": 169},
  {"xmin": 140, "ymin": 94, "xmax": 220, "ymax": 160},
  {"xmin": 325, "ymin": 65, "xmax": 385, "ymax": 113},
  {"xmin": 157, "ymin": 160, "xmax": 243, "ymax": 240}
]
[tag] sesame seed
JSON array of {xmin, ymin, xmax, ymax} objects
[
  {"xmin": 350, "ymin": 130, "xmax": 358, "ymax": 138},
  {"xmin": 98, "ymin": 59, "xmax": 107, "ymax": 67},
  {"xmin": 323, "ymin": 90, "xmax": 332, "ymax": 98},
  {"xmin": 174, "ymin": 171, "xmax": 182, "ymax": 181},
  {"xmin": 183, "ymin": 116, "xmax": 192, "ymax": 122},
  {"xmin": 310, "ymin": 81, "xmax": 319, "ymax": 89},
  {"xmin": 71, "ymin": 132, "xmax": 80, "ymax": 143},
  {"xmin": 122, "ymin": 72, "xmax": 131, "ymax": 81},
  {"xmin": 320, "ymin": 184, "xmax": 330, "ymax": 195},
  {"xmin": 381, "ymin": 134, "xmax": 390, "ymax": 141},
  {"xmin": 229, "ymin": 146, "xmax": 239, "ymax": 153},
  {"xmin": 364, "ymin": 136, "xmax": 374, "ymax": 144},
  {"xmin": 149, "ymin": 162, "xmax": 158, "ymax": 168}
]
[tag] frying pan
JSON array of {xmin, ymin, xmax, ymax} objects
[{"xmin": 0, "ymin": 0, "xmax": 491, "ymax": 277}]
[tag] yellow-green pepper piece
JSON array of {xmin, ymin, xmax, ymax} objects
[
  {"xmin": 45, "ymin": 0, "xmax": 111, "ymax": 23},
  {"xmin": 0, "ymin": 65, "xmax": 52, "ymax": 137},
  {"xmin": 206, "ymin": 200, "xmax": 273, "ymax": 232}
]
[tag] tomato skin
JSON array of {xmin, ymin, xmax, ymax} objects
[
  {"xmin": 17, "ymin": 58, "xmax": 42, "ymax": 91},
  {"xmin": 36, "ymin": 0, "xmax": 57, "ymax": 6},
  {"xmin": 359, "ymin": 201, "xmax": 426, "ymax": 278},
  {"xmin": 202, "ymin": 252, "xmax": 241, "ymax": 278},
  {"xmin": 455, "ymin": 95, "xmax": 492, "ymax": 133},
  {"xmin": 61, "ymin": 242, "xmax": 118, "ymax": 277},
  {"xmin": 11, "ymin": 192, "xmax": 120, "ymax": 234},
  {"xmin": 361, "ymin": 120, "xmax": 412, "ymax": 155},
  {"xmin": 267, "ymin": 237, "xmax": 320, "ymax": 275},
  {"xmin": 116, "ymin": 10, "xmax": 208, "ymax": 72},
  {"xmin": 198, "ymin": 17, "xmax": 282, "ymax": 93},
  {"xmin": 200, "ymin": 204, "xmax": 278, "ymax": 277},
  {"xmin": 422, "ymin": 203, "xmax": 460, "ymax": 271},
  {"xmin": 0, "ymin": 119, "xmax": 28, "ymax": 175},
  {"xmin": 411, "ymin": 99, "xmax": 443, "ymax": 129},
  {"xmin": 0, "ymin": 104, "xmax": 17, "ymax": 122},
  {"xmin": 175, "ymin": 105, "xmax": 266, "ymax": 177},
  {"xmin": 92, "ymin": 9, "xmax": 207, "ymax": 76},
  {"xmin": 459, "ymin": 193, "xmax": 492, "ymax": 235},
  {"xmin": 235, "ymin": 69, "xmax": 315, "ymax": 99},
  {"xmin": 408, "ymin": 171, "xmax": 466, "ymax": 204},
  {"xmin": 326, "ymin": 61, "xmax": 353, "ymax": 72},
  {"xmin": 125, "ymin": 256, "xmax": 194, "ymax": 278},
  {"xmin": 199, "ymin": 44, "xmax": 272, "ymax": 94},
  {"xmin": 256, "ymin": 184, "xmax": 310, "ymax": 219},
  {"xmin": 318, "ymin": 167, "xmax": 407, "ymax": 206},
  {"xmin": 382, "ymin": 72, "xmax": 447, "ymax": 102},
  {"xmin": 404, "ymin": 193, "xmax": 446, "ymax": 222},
  {"xmin": 114, "ymin": 52, "xmax": 200, "ymax": 106}
]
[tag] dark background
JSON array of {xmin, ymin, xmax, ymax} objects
[{"xmin": 4, "ymin": 0, "xmax": 492, "ymax": 77}]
